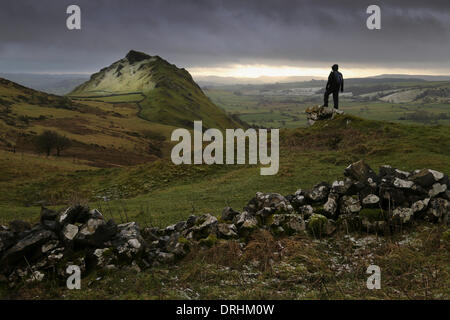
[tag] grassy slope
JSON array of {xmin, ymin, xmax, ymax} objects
[
  {"xmin": 1, "ymin": 114, "xmax": 449, "ymax": 299},
  {"xmin": 1, "ymin": 114, "xmax": 449, "ymax": 226},
  {"xmin": 139, "ymin": 57, "xmax": 242, "ymax": 130},
  {"xmin": 0, "ymin": 77, "xmax": 180, "ymax": 168}
]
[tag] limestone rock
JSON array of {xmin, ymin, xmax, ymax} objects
[
  {"xmin": 221, "ymin": 207, "xmax": 240, "ymax": 222},
  {"xmin": 362, "ymin": 194, "xmax": 380, "ymax": 208},
  {"xmin": 233, "ymin": 211, "xmax": 258, "ymax": 235},
  {"xmin": 344, "ymin": 160, "xmax": 378, "ymax": 185},
  {"xmin": 409, "ymin": 169, "xmax": 444, "ymax": 188},
  {"xmin": 245, "ymin": 192, "xmax": 293, "ymax": 214},
  {"xmin": 323, "ymin": 193, "xmax": 339, "ymax": 217},
  {"xmin": 271, "ymin": 214, "xmax": 305, "ymax": 235},
  {"xmin": 305, "ymin": 105, "xmax": 343, "ymax": 125},
  {"xmin": 426, "ymin": 198, "xmax": 449, "ymax": 222},
  {"xmin": 109, "ymin": 222, "xmax": 145, "ymax": 259},
  {"xmin": 428, "ymin": 183, "xmax": 447, "ymax": 198},
  {"xmin": 340, "ymin": 196, "xmax": 362, "ymax": 215},
  {"xmin": 75, "ymin": 219, "xmax": 117, "ymax": 247},
  {"xmin": 411, "ymin": 198, "xmax": 430, "ymax": 214},
  {"xmin": 305, "ymin": 182, "xmax": 330, "ymax": 203},
  {"xmin": 217, "ymin": 223, "xmax": 238, "ymax": 239},
  {"xmin": 62, "ymin": 224, "xmax": 79, "ymax": 242},
  {"xmin": 392, "ymin": 207, "xmax": 414, "ymax": 224},
  {"xmin": 0, "ymin": 226, "xmax": 57, "ymax": 273},
  {"xmin": 379, "ymin": 165, "xmax": 410, "ymax": 179},
  {"xmin": 190, "ymin": 214, "xmax": 218, "ymax": 240}
]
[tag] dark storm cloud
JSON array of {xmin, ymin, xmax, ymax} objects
[{"xmin": 0, "ymin": 0, "xmax": 449, "ymax": 73}]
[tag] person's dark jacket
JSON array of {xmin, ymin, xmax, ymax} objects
[{"xmin": 326, "ymin": 70, "xmax": 344, "ymax": 92}]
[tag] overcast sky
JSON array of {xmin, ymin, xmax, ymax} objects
[{"xmin": 1, "ymin": 0, "xmax": 449, "ymax": 77}]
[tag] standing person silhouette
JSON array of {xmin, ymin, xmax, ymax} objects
[{"xmin": 323, "ymin": 64, "xmax": 344, "ymax": 109}]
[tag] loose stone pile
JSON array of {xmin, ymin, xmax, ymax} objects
[{"xmin": 0, "ymin": 160, "xmax": 448, "ymax": 286}]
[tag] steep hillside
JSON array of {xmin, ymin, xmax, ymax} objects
[
  {"xmin": 70, "ymin": 50, "xmax": 242, "ymax": 130},
  {"xmin": 0, "ymin": 77, "xmax": 172, "ymax": 167},
  {"xmin": 70, "ymin": 51, "xmax": 157, "ymax": 95}
]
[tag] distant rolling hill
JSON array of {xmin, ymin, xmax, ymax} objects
[
  {"xmin": 370, "ymin": 74, "xmax": 450, "ymax": 81},
  {"xmin": 195, "ymin": 75, "xmax": 326, "ymax": 86},
  {"xmin": 0, "ymin": 73, "xmax": 89, "ymax": 95},
  {"xmin": 70, "ymin": 50, "xmax": 242, "ymax": 130}
]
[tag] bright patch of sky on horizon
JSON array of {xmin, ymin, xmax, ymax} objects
[
  {"xmin": 188, "ymin": 65, "xmax": 449, "ymax": 79},
  {"xmin": 25, "ymin": 65, "xmax": 450, "ymax": 79}
]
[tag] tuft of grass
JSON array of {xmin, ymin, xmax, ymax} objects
[
  {"xmin": 308, "ymin": 214, "xmax": 328, "ymax": 237},
  {"xmin": 359, "ymin": 208, "xmax": 385, "ymax": 222}
]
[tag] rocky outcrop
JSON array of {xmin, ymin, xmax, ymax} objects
[
  {"xmin": 0, "ymin": 160, "xmax": 448, "ymax": 286},
  {"xmin": 305, "ymin": 105, "xmax": 344, "ymax": 126}
]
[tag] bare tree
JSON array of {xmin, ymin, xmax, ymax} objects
[
  {"xmin": 36, "ymin": 130, "xmax": 57, "ymax": 156},
  {"xmin": 35, "ymin": 130, "xmax": 71, "ymax": 156},
  {"xmin": 55, "ymin": 134, "xmax": 72, "ymax": 156}
]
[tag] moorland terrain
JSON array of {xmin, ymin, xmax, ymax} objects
[{"xmin": 0, "ymin": 52, "xmax": 449, "ymax": 299}]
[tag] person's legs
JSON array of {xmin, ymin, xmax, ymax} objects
[
  {"xmin": 333, "ymin": 90, "xmax": 339, "ymax": 109},
  {"xmin": 323, "ymin": 89, "xmax": 331, "ymax": 107}
]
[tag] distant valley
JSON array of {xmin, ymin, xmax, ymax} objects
[{"xmin": 203, "ymin": 77, "xmax": 450, "ymax": 128}]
